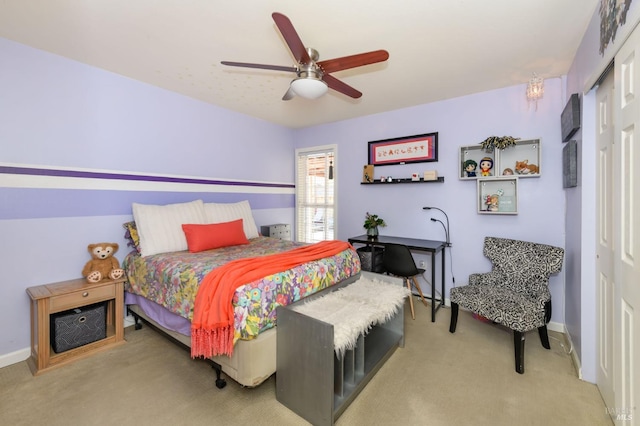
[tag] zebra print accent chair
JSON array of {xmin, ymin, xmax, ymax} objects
[{"xmin": 449, "ymin": 237, "xmax": 564, "ymax": 374}]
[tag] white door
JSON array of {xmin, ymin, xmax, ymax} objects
[
  {"xmin": 596, "ymin": 66, "xmax": 616, "ymax": 414},
  {"xmin": 612, "ymin": 25, "xmax": 640, "ymax": 424}
]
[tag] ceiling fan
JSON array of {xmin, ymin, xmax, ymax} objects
[{"xmin": 221, "ymin": 12, "xmax": 389, "ymax": 101}]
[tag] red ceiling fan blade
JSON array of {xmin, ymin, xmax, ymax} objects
[
  {"xmin": 272, "ymin": 12, "xmax": 311, "ymax": 64},
  {"xmin": 322, "ymin": 74, "xmax": 362, "ymax": 99},
  {"xmin": 221, "ymin": 61, "xmax": 297, "ymax": 73},
  {"xmin": 318, "ymin": 50, "xmax": 389, "ymax": 74}
]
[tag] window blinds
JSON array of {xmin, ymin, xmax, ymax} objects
[{"xmin": 295, "ymin": 146, "xmax": 336, "ymax": 243}]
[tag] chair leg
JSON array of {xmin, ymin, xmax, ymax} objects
[
  {"xmin": 449, "ymin": 302, "xmax": 458, "ymax": 333},
  {"xmin": 538, "ymin": 325, "xmax": 551, "ymax": 349},
  {"xmin": 514, "ymin": 331, "xmax": 525, "ymax": 374},
  {"xmin": 544, "ymin": 300, "xmax": 552, "ymax": 323},
  {"xmin": 405, "ymin": 278, "xmax": 416, "ymax": 320},
  {"xmin": 411, "ymin": 276, "xmax": 429, "ymax": 307}
]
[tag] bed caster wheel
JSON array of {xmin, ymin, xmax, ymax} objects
[
  {"xmin": 211, "ymin": 363, "xmax": 226, "ymax": 389},
  {"xmin": 131, "ymin": 314, "xmax": 143, "ymax": 330}
]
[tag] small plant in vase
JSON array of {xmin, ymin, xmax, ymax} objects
[{"xmin": 364, "ymin": 212, "xmax": 386, "ymax": 240}]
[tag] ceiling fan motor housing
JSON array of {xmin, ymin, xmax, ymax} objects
[{"xmin": 305, "ymin": 47, "xmax": 320, "ymax": 62}]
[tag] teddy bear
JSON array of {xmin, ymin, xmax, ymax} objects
[{"xmin": 82, "ymin": 242, "xmax": 125, "ymax": 283}]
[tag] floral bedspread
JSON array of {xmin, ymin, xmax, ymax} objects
[{"xmin": 123, "ymin": 237, "xmax": 361, "ymax": 343}]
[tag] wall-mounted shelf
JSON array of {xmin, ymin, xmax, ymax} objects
[
  {"xmin": 459, "ymin": 138, "xmax": 541, "ymax": 179},
  {"xmin": 361, "ymin": 177, "xmax": 444, "ymax": 185},
  {"xmin": 477, "ymin": 177, "xmax": 518, "ymax": 215}
]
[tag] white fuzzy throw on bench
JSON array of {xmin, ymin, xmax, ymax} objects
[{"xmin": 292, "ymin": 276, "xmax": 410, "ymax": 357}]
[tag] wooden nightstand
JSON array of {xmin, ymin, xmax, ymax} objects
[{"xmin": 26, "ymin": 277, "xmax": 126, "ymax": 375}]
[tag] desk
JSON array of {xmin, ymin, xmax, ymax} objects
[{"xmin": 348, "ymin": 234, "xmax": 446, "ymax": 322}]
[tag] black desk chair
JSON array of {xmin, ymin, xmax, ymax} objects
[{"xmin": 382, "ymin": 243, "xmax": 429, "ymax": 319}]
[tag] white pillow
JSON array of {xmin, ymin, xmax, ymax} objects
[
  {"xmin": 132, "ymin": 200, "xmax": 207, "ymax": 257},
  {"xmin": 204, "ymin": 200, "xmax": 259, "ymax": 239}
]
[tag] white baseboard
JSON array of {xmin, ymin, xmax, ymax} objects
[
  {"xmin": 548, "ymin": 321, "xmax": 564, "ymax": 333},
  {"xmin": 1, "ymin": 315, "xmax": 137, "ymax": 369},
  {"xmin": 0, "ymin": 347, "xmax": 30, "ymax": 369},
  {"xmin": 563, "ymin": 324, "xmax": 582, "ymax": 379}
]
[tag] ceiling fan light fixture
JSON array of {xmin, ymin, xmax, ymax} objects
[{"xmin": 290, "ymin": 77, "xmax": 328, "ymax": 99}]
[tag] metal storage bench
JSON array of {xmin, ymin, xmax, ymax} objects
[{"xmin": 276, "ymin": 271, "xmax": 406, "ymax": 425}]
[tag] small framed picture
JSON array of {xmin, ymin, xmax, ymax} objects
[{"xmin": 362, "ymin": 164, "xmax": 374, "ymax": 183}]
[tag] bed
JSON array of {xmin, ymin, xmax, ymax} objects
[{"xmin": 121, "ymin": 200, "xmax": 361, "ymax": 387}]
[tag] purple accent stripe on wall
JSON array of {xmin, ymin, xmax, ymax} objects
[
  {"xmin": 0, "ymin": 188, "xmax": 294, "ymax": 220},
  {"xmin": 0, "ymin": 166, "xmax": 295, "ymax": 189}
]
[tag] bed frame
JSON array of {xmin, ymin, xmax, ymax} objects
[{"xmin": 126, "ymin": 272, "xmax": 362, "ymax": 389}]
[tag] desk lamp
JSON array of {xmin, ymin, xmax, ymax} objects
[
  {"xmin": 423, "ymin": 206, "xmax": 450, "ymax": 246},
  {"xmin": 423, "ymin": 206, "xmax": 455, "ymax": 286}
]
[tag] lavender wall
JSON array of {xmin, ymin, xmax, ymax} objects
[
  {"xmin": 2, "ymin": 7, "xmax": 623, "ymax": 371},
  {"xmin": 0, "ymin": 38, "xmax": 296, "ymax": 361},
  {"xmin": 295, "ymin": 79, "xmax": 567, "ymax": 324}
]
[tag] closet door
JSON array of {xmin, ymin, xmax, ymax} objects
[
  {"xmin": 596, "ymin": 65, "xmax": 615, "ymax": 414},
  {"xmin": 613, "ymin": 24, "xmax": 640, "ymax": 424}
]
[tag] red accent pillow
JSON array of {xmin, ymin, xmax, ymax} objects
[{"xmin": 182, "ymin": 219, "xmax": 249, "ymax": 253}]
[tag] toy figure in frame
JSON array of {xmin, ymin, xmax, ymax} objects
[
  {"xmin": 485, "ymin": 194, "xmax": 499, "ymax": 212},
  {"xmin": 489, "ymin": 194, "xmax": 499, "ymax": 211},
  {"xmin": 463, "ymin": 159, "xmax": 477, "ymax": 177},
  {"xmin": 479, "ymin": 157, "xmax": 494, "ymax": 176}
]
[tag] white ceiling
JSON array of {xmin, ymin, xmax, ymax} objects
[{"xmin": 0, "ymin": 0, "xmax": 598, "ymax": 129}]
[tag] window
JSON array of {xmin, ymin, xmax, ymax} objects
[{"xmin": 295, "ymin": 145, "xmax": 336, "ymax": 243}]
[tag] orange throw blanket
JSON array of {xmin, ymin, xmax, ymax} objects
[{"xmin": 191, "ymin": 240, "xmax": 353, "ymax": 358}]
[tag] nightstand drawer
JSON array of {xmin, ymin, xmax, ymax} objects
[
  {"xmin": 261, "ymin": 224, "xmax": 291, "ymax": 240},
  {"xmin": 50, "ymin": 285, "xmax": 115, "ymax": 313}
]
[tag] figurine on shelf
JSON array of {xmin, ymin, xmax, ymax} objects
[
  {"xmin": 463, "ymin": 159, "xmax": 477, "ymax": 177},
  {"xmin": 479, "ymin": 157, "xmax": 493, "ymax": 176},
  {"xmin": 489, "ymin": 194, "xmax": 499, "ymax": 211},
  {"xmin": 515, "ymin": 159, "xmax": 539, "ymax": 175},
  {"xmin": 502, "ymin": 168, "xmax": 514, "ymax": 175},
  {"xmin": 489, "ymin": 194, "xmax": 500, "ymax": 212}
]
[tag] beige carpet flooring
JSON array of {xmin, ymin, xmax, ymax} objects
[{"xmin": 0, "ymin": 305, "xmax": 611, "ymax": 426}]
